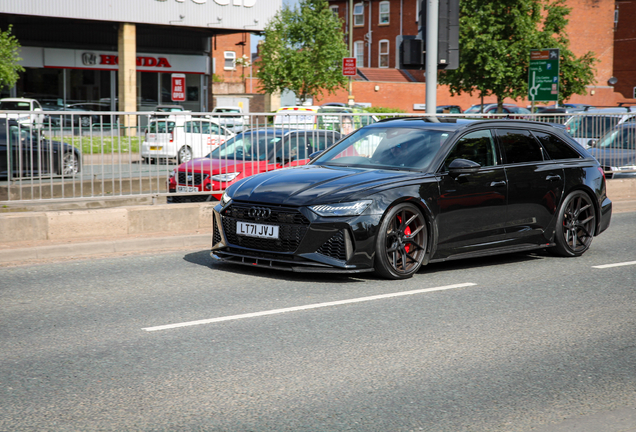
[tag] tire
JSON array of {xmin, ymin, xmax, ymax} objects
[
  {"xmin": 80, "ymin": 116, "xmax": 91, "ymax": 128},
  {"xmin": 178, "ymin": 146, "xmax": 193, "ymax": 164},
  {"xmin": 59, "ymin": 152, "xmax": 79, "ymax": 177},
  {"xmin": 552, "ymin": 190, "xmax": 596, "ymax": 257},
  {"xmin": 374, "ymin": 202, "xmax": 428, "ymax": 279}
]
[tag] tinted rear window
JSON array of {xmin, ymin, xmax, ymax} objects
[
  {"xmin": 149, "ymin": 121, "xmax": 175, "ymax": 133},
  {"xmin": 497, "ymin": 129, "xmax": 544, "ymax": 164},
  {"xmin": 532, "ymin": 131, "xmax": 581, "ymax": 159}
]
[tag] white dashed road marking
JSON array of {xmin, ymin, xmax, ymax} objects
[
  {"xmin": 142, "ymin": 282, "xmax": 477, "ymax": 332},
  {"xmin": 592, "ymin": 260, "xmax": 636, "ymax": 269}
]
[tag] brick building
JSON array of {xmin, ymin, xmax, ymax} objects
[{"xmin": 317, "ymin": 0, "xmax": 632, "ymax": 111}]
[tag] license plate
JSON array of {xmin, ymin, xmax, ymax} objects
[
  {"xmin": 237, "ymin": 221, "xmax": 279, "ymax": 239},
  {"xmin": 177, "ymin": 186, "xmax": 198, "ymax": 192},
  {"xmin": 149, "ymin": 146, "xmax": 162, "ymax": 150}
]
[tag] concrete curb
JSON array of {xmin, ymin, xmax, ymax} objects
[{"xmin": 0, "ymin": 233, "xmax": 211, "ymax": 265}]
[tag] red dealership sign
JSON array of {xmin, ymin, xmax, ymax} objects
[{"xmin": 171, "ymin": 74, "xmax": 186, "ymax": 102}]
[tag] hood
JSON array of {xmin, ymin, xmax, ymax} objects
[{"xmin": 228, "ymin": 164, "xmax": 424, "ymax": 206}]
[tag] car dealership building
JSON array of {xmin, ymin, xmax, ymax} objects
[{"xmin": 0, "ymin": 0, "xmax": 278, "ymax": 119}]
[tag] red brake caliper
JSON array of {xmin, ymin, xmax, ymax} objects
[{"xmin": 397, "ymin": 215, "xmax": 411, "ymax": 253}]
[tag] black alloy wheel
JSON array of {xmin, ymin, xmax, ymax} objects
[
  {"xmin": 553, "ymin": 190, "xmax": 596, "ymax": 257},
  {"xmin": 375, "ymin": 202, "xmax": 428, "ymax": 279}
]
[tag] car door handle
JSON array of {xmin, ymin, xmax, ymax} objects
[
  {"xmin": 490, "ymin": 180, "xmax": 507, "ymax": 187},
  {"xmin": 546, "ymin": 175, "xmax": 562, "ymax": 182}
]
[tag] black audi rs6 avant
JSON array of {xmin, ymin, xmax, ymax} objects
[{"xmin": 211, "ymin": 118, "xmax": 612, "ymax": 279}]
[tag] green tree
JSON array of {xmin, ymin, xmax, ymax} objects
[
  {"xmin": 0, "ymin": 25, "xmax": 25, "ymax": 90},
  {"xmin": 439, "ymin": 0, "xmax": 596, "ymax": 111},
  {"xmin": 257, "ymin": 0, "xmax": 349, "ymax": 103}
]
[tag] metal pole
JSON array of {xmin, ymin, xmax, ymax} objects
[
  {"xmin": 425, "ymin": 0, "xmax": 439, "ymax": 115},
  {"xmin": 349, "ymin": 0, "xmax": 354, "ymax": 104}
]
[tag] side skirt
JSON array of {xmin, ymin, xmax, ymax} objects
[{"xmin": 429, "ymin": 242, "xmax": 555, "ymax": 263}]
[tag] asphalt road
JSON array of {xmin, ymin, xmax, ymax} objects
[{"xmin": 1, "ymin": 213, "xmax": 635, "ymax": 431}]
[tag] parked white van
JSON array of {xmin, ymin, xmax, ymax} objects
[
  {"xmin": 141, "ymin": 116, "xmax": 235, "ymax": 163},
  {"xmin": 0, "ymin": 98, "xmax": 45, "ymax": 128}
]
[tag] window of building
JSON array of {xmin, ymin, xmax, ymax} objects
[
  {"xmin": 330, "ymin": 5, "xmax": 339, "ymax": 17},
  {"xmin": 379, "ymin": 40, "xmax": 389, "ymax": 68},
  {"xmin": 354, "ymin": 41, "xmax": 365, "ymax": 66},
  {"xmin": 224, "ymin": 51, "xmax": 236, "ymax": 70},
  {"xmin": 354, "ymin": 3, "xmax": 364, "ymax": 26},
  {"xmin": 416, "ymin": 0, "xmax": 420, "ymax": 22},
  {"xmin": 379, "ymin": 1, "xmax": 390, "ymax": 24}
]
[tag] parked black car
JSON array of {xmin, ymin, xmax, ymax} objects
[
  {"xmin": 211, "ymin": 118, "xmax": 612, "ymax": 279},
  {"xmin": 0, "ymin": 119, "xmax": 81, "ymax": 179}
]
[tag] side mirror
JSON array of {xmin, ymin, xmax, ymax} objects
[
  {"xmin": 587, "ymin": 139, "xmax": 597, "ymax": 147},
  {"xmin": 448, "ymin": 158, "xmax": 481, "ymax": 179},
  {"xmin": 308, "ymin": 150, "xmax": 323, "ymax": 161}
]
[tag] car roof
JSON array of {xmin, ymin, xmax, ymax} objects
[
  {"xmin": 576, "ymin": 107, "xmax": 636, "ymax": 114},
  {"xmin": 0, "ymin": 98, "xmax": 37, "ymax": 102},
  {"xmin": 374, "ymin": 117, "xmax": 565, "ymax": 133}
]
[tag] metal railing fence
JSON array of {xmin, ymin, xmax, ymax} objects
[{"xmin": 1, "ymin": 110, "xmax": 634, "ymax": 204}]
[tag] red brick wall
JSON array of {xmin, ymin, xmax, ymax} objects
[
  {"xmin": 212, "ymin": 33, "xmax": 251, "ymax": 84},
  {"xmin": 613, "ymin": 0, "xmax": 636, "ymax": 99},
  {"xmin": 330, "ymin": 0, "xmax": 421, "ymax": 68}
]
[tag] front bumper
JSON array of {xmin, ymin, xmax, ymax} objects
[
  {"xmin": 211, "ymin": 201, "xmax": 380, "ymax": 273},
  {"xmin": 598, "ymin": 196, "xmax": 612, "ymax": 235}
]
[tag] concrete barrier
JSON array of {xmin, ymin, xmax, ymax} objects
[{"xmin": 0, "ymin": 202, "xmax": 214, "ymax": 245}]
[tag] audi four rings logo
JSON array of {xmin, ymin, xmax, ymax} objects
[{"xmin": 248, "ymin": 207, "xmax": 271, "ymax": 219}]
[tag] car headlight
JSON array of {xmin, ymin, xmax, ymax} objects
[
  {"xmin": 310, "ymin": 200, "xmax": 372, "ymax": 217},
  {"xmin": 211, "ymin": 172, "xmax": 241, "ymax": 182},
  {"xmin": 221, "ymin": 191, "xmax": 232, "ymax": 205},
  {"xmin": 169, "ymin": 168, "xmax": 177, "ymax": 179}
]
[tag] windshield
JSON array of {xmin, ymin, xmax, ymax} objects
[
  {"xmin": 311, "ymin": 126, "xmax": 450, "ymax": 171},
  {"xmin": 464, "ymin": 105, "xmax": 483, "ymax": 114},
  {"xmin": 566, "ymin": 115, "xmax": 621, "ymax": 138},
  {"xmin": 0, "ymin": 101, "xmax": 31, "ymax": 110},
  {"xmin": 206, "ymin": 131, "xmax": 281, "ymax": 161},
  {"xmin": 596, "ymin": 128, "xmax": 636, "ymax": 149}
]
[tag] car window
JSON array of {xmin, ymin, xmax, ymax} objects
[
  {"xmin": 442, "ymin": 130, "xmax": 497, "ymax": 171},
  {"xmin": 201, "ymin": 122, "xmax": 221, "ymax": 134},
  {"xmin": 532, "ymin": 131, "xmax": 581, "ymax": 159},
  {"xmin": 184, "ymin": 121, "xmax": 200, "ymax": 133},
  {"xmin": 497, "ymin": 129, "xmax": 544, "ymax": 164},
  {"xmin": 566, "ymin": 115, "xmax": 621, "ymax": 138},
  {"xmin": 208, "ymin": 132, "xmax": 279, "ymax": 161},
  {"xmin": 596, "ymin": 127, "xmax": 636, "ymax": 149},
  {"xmin": 275, "ymin": 134, "xmax": 306, "ymax": 161},
  {"xmin": 0, "ymin": 101, "xmax": 31, "ymax": 110},
  {"xmin": 315, "ymin": 127, "xmax": 449, "ymax": 171},
  {"xmin": 149, "ymin": 121, "xmax": 175, "ymax": 133}
]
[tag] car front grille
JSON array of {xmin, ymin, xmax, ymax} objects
[
  {"xmin": 213, "ymin": 218, "xmax": 222, "ymax": 244},
  {"xmin": 317, "ymin": 230, "xmax": 347, "ymax": 261},
  {"xmin": 219, "ymin": 204, "xmax": 310, "ymax": 253},
  {"xmin": 177, "ymin": 172, "xmax": 206, "ymax": 185}
]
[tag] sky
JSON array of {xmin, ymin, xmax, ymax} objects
[{"xmin": 251, "ymin": 0, "xmax": 300, "ymax": 54}]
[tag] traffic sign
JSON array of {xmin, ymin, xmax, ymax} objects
[
  {"xmin": 528, "ymin": 49, "xmax": 559, "ymax": 102},
  {"xmin": 343, "ymin": 58, "xmax": 357, "ymax": 76}
]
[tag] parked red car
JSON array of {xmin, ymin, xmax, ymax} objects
[{"xmin": 167, "ymin": 128, "xmax": 342, "ymax": 202}]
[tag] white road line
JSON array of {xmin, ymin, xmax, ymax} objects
[
  {"xmin": 142, "ymin": 282, "xmax": 477, "ymax": 332},
  {"xmin": 592, "ymin": 260, "xmax": 636, "ymax": 269}
]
